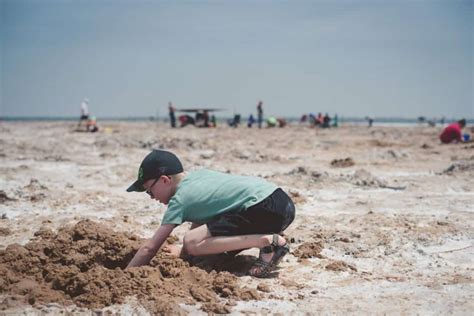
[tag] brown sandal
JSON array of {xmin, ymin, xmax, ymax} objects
[{"xmin": 248, "ymin": 234, "xmax": 290, "ymax": 278}]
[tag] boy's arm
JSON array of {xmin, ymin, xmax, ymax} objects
[
  {"xmin": 161, "ymin": 222, "xmax": 202, "ymax": 258},
  {"xmin": 127, "ymin": 224, "xmax": 176, "ymax": 268}
]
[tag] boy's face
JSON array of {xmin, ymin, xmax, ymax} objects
[{"xmin": 143, "ymin": 176, "xmax": 174, "ymax": 205}]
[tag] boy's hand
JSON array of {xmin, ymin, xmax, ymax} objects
[
  {"xmin": 163, "ymin": 244, "xmax": 183, "ymax": 258},
  {"xmin": 126, "ymin": 224, "xmax": 176, "ymax": 268}
]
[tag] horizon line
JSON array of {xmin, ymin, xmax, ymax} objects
[{"xmin": 1, "ymin": 115, "xmax": 472, "ymax": 123}]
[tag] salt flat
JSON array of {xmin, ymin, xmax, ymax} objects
[{"xmin": 0, "ymin": 121, "xmax": 472, "ymax": 314}]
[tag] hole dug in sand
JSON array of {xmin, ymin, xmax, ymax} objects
[{"xmin": 0, "ymin": 220, "xmax": 261, "ymax": 314}]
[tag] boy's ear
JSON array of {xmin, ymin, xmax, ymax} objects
[{"xmin": 161, "ymin": 175, "xmax": 171, "ymax": 184}]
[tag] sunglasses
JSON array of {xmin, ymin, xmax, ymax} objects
[{"xmin": 145, "ymin": 178, "xmax": 160, "ymax": 197}]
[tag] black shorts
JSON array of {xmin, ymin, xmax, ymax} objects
[
  {"xmin": 207, "ymin": 188, "xmax": 295, "ymax": 237},
  {"xmin": 80, "ymin": 115, "xmax": 89, "ymax": 120}
]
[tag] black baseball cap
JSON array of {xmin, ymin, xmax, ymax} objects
[{"xmin": 126, "ymin": 150, "xmax": 184, "ymax": 192}]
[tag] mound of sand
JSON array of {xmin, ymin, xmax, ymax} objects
[
  {"xmin": 325, "ymin": 260, "xmax": 357, "ymax": 272},
  {"xmin": 292, "ymin": 242, "xmax": 324, "ymax": 260},
  {"xmin": 0, "ymin": 220, "xmax": 261, "ymax": 314}
]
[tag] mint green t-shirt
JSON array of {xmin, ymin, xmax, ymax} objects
[{"xmin": 162, "ymin": 169, "xmax": 278, "ymax": 225}]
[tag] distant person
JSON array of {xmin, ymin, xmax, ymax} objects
[
  {"xmin": 168, "ymin": 102, "xmax": 176, "ymax": 128},
  {"xmin": 247, "ymin": 114, "xmax": 255, "ymax": 128},
  {"xmin": 86, "ymin": 116, "xmax": 99, "ymax": 133},
  {"xmin": 439, "ymin": 119, "xmax": 466, "ymax": 144},
  {"xmin": 210, "ymin": 114, "xmax": 217, "ymax": 127},
  {"xmin": 179, "ymin": 115, "xmax": 195, "ymax": 127},
  {"xmin": 266, "ymin": 117, "xmax": 277, "ymax": 128},
  {"xmin": 316, "ymin": 113, "xmax": 323, "ymax": 127},
  {"xmin": 322, "ymin": 113, "xmax": 331, "ymax": 128},
  {"xmin": 309, "ymin": 113, "xmax": 317, "ymax": 127},
  {"xmin": 277, "ymin": 118, "xmax": 287, "ymax": 128},
  {"xmin": 228, "ymin": 114, "xmax": 241, "ymax": 128},
  {"xmin": 77, "ymin": 98, "xmax": 90, "ymax": 129},
  {"xmin": 125, "ymin": 149, "xmax": 295, "ymax": 278},
  {"xmin": 332, "ymin": 114, "xmax": 338, "ymax": 127},
  {"xmin": 365, "ymin": 116, "xmax": 373, "ymax": 128},
  {"xmin": 300, "ymin": 114, "xmax": 308, "ymax": 124},
  {"xmin": 195, "ymin": 111, "xmax": 204, "ymax": 127},
  {"xmin": 257, "ymin": 101, "xmax": 263, "ymax": 129},
  {"xmin": 203, "ymin": 110, "xmax": 210, "ymax": 127}
]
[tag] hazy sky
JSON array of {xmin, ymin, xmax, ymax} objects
[{"xmin": 1, "ymin": 0, "xmax": 473, "ymax": 118}]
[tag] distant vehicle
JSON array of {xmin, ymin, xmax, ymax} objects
[
  {"xmin": 178, "ymin": 108, "xmax": 223, "ymax": 113},
  {"xmin": 176, "ymin": 108, "xmax": 224, "ymax": 127}
]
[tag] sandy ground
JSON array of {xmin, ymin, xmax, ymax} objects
[{"xmin": 0, "ymin": 121, "xmax": 473, "ymax": 314}]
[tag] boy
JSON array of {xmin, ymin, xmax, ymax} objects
[
  {"xmin": 126, "ymin": 149, "xmax": 295, "ymax": 277},
  {"xmin": 77, "ymin": 98, "xmax": 89, "ymax": 130}
]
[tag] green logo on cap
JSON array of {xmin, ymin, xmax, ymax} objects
[{"xmin": 138, "ymin": 167, "xmax": 144, "ymax": 181}]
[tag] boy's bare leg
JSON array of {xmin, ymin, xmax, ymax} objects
[
  {"xmin": 162, "ymin": 223, "xmax": 202, "ymax": 257},
  {"xmin": 182, "ymin": 225, "xmax": 286, "ymax": 263}
]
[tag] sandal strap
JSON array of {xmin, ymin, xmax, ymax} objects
[
  {"xmin": 249, "ymin": 257, "xmax": 273, "ymax": 277},
  {"xmin": 272, "ymin": 243, "xmax": 290, "ymax": 266},
  {"xmin": 271, "ymin": 234, "xmax": 279, "ymax": 247},
  {"xmin": 250, "ymin": 235, "xmax": 290, "ymax": 278},
  {"xmin": 261, "ymin": 234, "xmax": 281, "ymax": 254},
  {"xmin": 252, "ymin": 258, "xmax": 272, "ymax": 268}
]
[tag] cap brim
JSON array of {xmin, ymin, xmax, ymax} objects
[{"xmin": 126, "ymin": 180, "xmax": 145, "ymax": 192}]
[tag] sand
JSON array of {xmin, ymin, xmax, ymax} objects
[{"xmin": 0, "ymin": 121, "xmax": 473, "ymax": 314}]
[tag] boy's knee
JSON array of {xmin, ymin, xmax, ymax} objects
[{"xmin": 183, "ymin": 234, "xmax": 199, "ymax": 256}]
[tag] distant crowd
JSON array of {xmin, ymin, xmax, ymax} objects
[
  {"xmin": 168, "ymin": 100, "xmax": 340, "ymax": 129},
  {"xmin": 74, "ymin": 98, "xmax": 472, "ymax": 145},
  {"xmin": 299, "ymin": 112, "xmax": 338, "ymax": 128}
]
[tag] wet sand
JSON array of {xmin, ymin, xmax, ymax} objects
[{"xmin": 0, "ymin": 121, "xmax": 473, "ymax": 314}]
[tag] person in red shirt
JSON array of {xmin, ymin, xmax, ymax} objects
[{"xmin": 439, "ymin": 119, "xmax": 466, "ymax": 144}]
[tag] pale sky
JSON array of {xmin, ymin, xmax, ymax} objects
[{"xmin": 1, "ymin": 0, "xmax": 473, "ymax": 119}]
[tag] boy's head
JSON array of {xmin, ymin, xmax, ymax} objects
[
  {"xmin": 458, "ymin": 119, "xmax": 466, "ymax": 128},
  {"xmin": 127, "ymin": 150, "xmax": 183, "ymax": 203}
]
